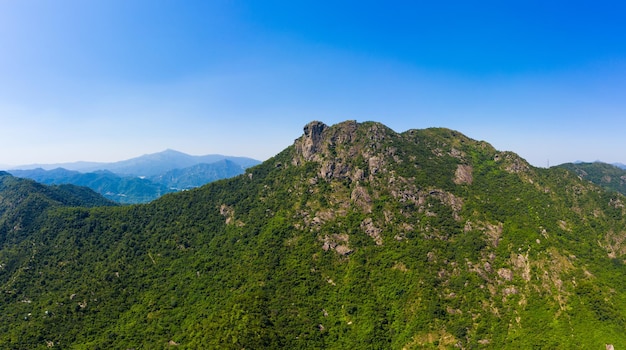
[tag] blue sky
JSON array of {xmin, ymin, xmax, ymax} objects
[{"xmin": 1, "ymin": 1, "xmax": 625, "ymax": 167}]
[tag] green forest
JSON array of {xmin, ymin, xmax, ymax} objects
[
  {"xmin": 1, "ymin": 121, "xmax": 626, "ymax": 349},
  {"xmin": 558, "ymin": 161, "xmax": 626, "ymax": 196}
]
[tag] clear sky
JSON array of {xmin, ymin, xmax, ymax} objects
[{"xmin": 1, "ymin": 0, "xmax": 625, "ymax": 167}]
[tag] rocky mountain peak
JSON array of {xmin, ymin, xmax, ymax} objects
[
  {"xmin": 297, "ymin": 120, "xmax": 329, "ymax": 161},
  {"xmin": 292, "ymin": 120, "xmax": 394, "ymax": 177}
]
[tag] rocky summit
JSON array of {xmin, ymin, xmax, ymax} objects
[{"xmin": 1, "ymin": 120, "xmax": 626, "ymax": 349}]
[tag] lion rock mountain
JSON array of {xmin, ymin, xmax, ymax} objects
[{"xmin": 1, "ymin": 120, "xmax": 625, "ymax": 349}]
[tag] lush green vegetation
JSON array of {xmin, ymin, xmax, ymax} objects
[
  {"xmin": 1, "ymin": 121, "xmax": 626, "ymax": 349},
  {"xmin": 558, "ymin": 161, "xmax": 626, "ymax": 196}
]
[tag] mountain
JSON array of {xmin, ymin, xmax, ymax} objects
[
  {"xmin": 613, "ymin": 162, "xmax": 626, "ymax": 170},
  {"xmin": 0, "ymin": 171, "xmax": 117, "ymax": 212},
  {"xmin": 558, "ymin": 161, "xmax": 626, "ymax": 196},
  {"xmin": 8, "ymin": 167, "xmax": 79, "ymax": 183},
  {"xmin": 9, "ymin": 168, "xmax": 174, "ymax": 204},
  {"xmin": 9, "ymin": 159, "xmax": 252, "ymax": 204},
  {"xmin": 0, "ymin": 171, "xmax": 117, "ymax": 244},
  {"xmin": 149, "ymin": 159, "xmax": 247, "ymax": 190},
  {"xmin": 9, "ymin": 149, "xmax": 261, "ymax": 177},
  {"xmin": 88, "ymin": 149, "xmax": 244, "ymax": 176},
  {"xmin": 1, "ymin": 121, "xmax": 626, "ymax": 348},
  {"xmin": 8, "ymin": 150, "xmax": 261, "ymax": 204},
  {"xmin": 8, "ymin": 161, "xmax": 107, "ymax": 172}
]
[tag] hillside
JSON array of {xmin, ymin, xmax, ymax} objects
[
  {"xmin": 8, "ymin": 168, "xmax": 174, "ymax": 204},
  {"xmin": 8, "ymin": 151, "xmax": 260, "ymax": 204},
  {"xmin": 0, "ymin": 171, "xmax": 117, "ymax": 245},
  {"xmin": 1, "ymin": 121, "xmax": 626, "ymax": 349},
  {"xmin": 558, "ymin": 161, "xmax": 626, "ymax": 196},
  {"xmin": 10, "ymin": 160, "xmax": 253, "ymax": 204}
]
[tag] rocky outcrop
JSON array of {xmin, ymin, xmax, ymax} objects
[
  {"xmin": 293, "ymin": 120, "xmax": 395, "ymax": 183},
  {"xmin": 219, "ymin": 204, "xmax": 235, "ymax": 225},
  {"xmin": 495, "ymin": 151, "xmax": 530, "ymax": 174},
  {"xmin": 321, "ymin": 233, "xmax": 353, "ymax": 256},
  {"xmin": 351, "ymin": 185, "xmax": 372, "ymax": 213},
  {"xmin": 296, "ymin": 121, "xmax": 328, "ymax": 162},
  {"xmin": 220, "ymin": 204, "xmax": 244, "ymax": 227},
  {"xmin": 454, "ymin": 164, "xmax": 473, "ymax": 185},
  {"xmin": 361, "ymin": 218, "xmax": 383, "ymax": 245}
]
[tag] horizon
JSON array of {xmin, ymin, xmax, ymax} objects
[
  {"xmin": 1, "ymin": 1, "xmax": 625, "ymax": 167},
  {"xmin": 1, "ymin": 125, "xmax": 625, "ymax": 170},
  {"xmin": 0, "ymin": 148, "xmax": 260, "ymax": 169}
]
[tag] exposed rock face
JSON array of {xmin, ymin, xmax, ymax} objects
[
  {"xmin": 219, "ymin": 204, "xmax": 234, "ymax": 225},
  {"xmin": 219, "ymin": 204, "xmax": 244, "ymax": 226},
  {"xmin": 496, "ymin": 151, "xmax": 530, "ymax": 173},
  {"xmin": 293, "ymin": 120, "xmax": 393, "ymax": 182},
  {"xmin": 361, "ymin": 218, "xmax": 383, "ymax": 245},
  {"xmin": 351, "ymin": 185, "xmax": 372, "ymax": 213},
  {"xmin": 454, "ymin": 164, "xmax": 473, "ymax": 185},
  {"xmin": 512, "ymin": 253, "xmax": 531, "ymax": 282},
  {"xmin": 497, "ymin": 268, "xmax": 513, "ymax": 281},
  {"xmin": 321, "ymin": 233, "xmax": 353, "ymax": 255},
  {"xmin": 297, "ymin": 121, "xmax": 328, "ymax": 162}
]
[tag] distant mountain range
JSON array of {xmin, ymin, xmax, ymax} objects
[
  {"xmin": 9, "ymin": 149, "xmax": 260, "ymax": 176},
  {"xmin": 7, "ymin": 150, "xmax": 260, "ymax": 204},
  {"xmin": 149, "ymin": 159, "xmax": 250, "ymax": 189},
  {"xmin": 8, "ymin": 168, "xmax": 172, "ymax": 204}
]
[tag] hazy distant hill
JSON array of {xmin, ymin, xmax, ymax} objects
[
  {"xmin": 2, "ymin": 121, "xmax": 626, "ymax": 348},
  {"xmin": 9, "ymin": 160, "xmax": 251, "ymax": 204},
  {"xmin": 613, "ymin": 162, "xmax": 626, "ymax": 170},
  {"xmin": 9, "ymin": 168, "xmax": 173, "ymax": 204},
  {"xmin": 149, "ymin": 159, "xmax": 248, "ymax": 190},
  {"xmin": 89, "ymin": 149, "xmax": 260, "ymax": 177},
  {"xmin": 8, "ymin": 150, "xmax": 261, "ymax": 203},
  {"xmin": 9, "ymin": 149, "xmax": 260, "ymax": 176},
  {"xmin": 558, "ymin": 161, "xmax": 626, "ymax": 196},
  {"xmin": 8, "ymin": 161, "xmax": 106, "ymax": 172}
]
